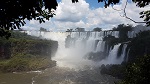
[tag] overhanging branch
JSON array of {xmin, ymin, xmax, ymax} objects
[
  {"xmin": 112, "ymin": 0, "xmax": 148, "ymax": 24},
  {"xmin": 123, "ymin": 0, "xmax": 147, "ymax": 23},
  {"xmin": 112, "ymin": 6, "xmax": 122, "ymax": 11}
]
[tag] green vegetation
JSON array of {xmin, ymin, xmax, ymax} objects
[
  {"xmin": 0, "ymin": 31, "xmax": 58, "ymax": 72},
  {"xmin": 100, "ymin": 63, "xmax": 126, "ymax": 79},
  {"xmin": 102, "ymin": 24, "xmax": 133, "ymax": 56},
  {"xmin": 101, "ymin": 55, "xmax": 150, "ymax": 84},
  {"xmin": 113, "ymin": 24, "xmax": 132, "ymax": 41},
  {"xmin": 127, "ymin": 30, "xmax": 150, "ymax": 62},
  {"xmin": 0, "ymin": 55, "xmax": 56, "ymax": 72},
  {"xmin": 100, "ymin": 28, "xmax": 150, "ymax": 83},
  {"xmin": 66, "ymin": 29, "xmax": 73, "ymax": 32},
  {"xmin": 0, "ymin": 0, "xmax": 58, "ymax": 38},
  {"xmin": 40, "ymin": 27, "xmax": 48, "ymax": 32},
  {"xmin": 103, "ymin": 35, "xmax": 119, "ymax": 54},
  {"xmin": 120, "ymin": 55, "xmax": 150, "ymax": 84},
  {"xmin": 75, "ymin": 28, "xmax": 85, "ymax": 32},
  {"xmin": 93, "ymin": 27, "xmax": 102, "ymax": 32}
]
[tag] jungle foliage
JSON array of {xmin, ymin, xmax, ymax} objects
[{"xmin": 0, "ymin": 31, "xmax": 58, "ymax": 72}]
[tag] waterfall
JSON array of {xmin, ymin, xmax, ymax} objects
[
  {"xmin": 96, "ymin": 41, "xmax": 105, "ymax": 52},
  {"xmin": 85, "ymin": 39, "xmax": 96, "ymax": 52},
  {"xmin": 125, "ymin": 48, "xmax": 130, "ymax": 62},
  {"xmin": 111, "ymin": 31, "xmax": 119, "ymax": 38},
  {"xmin": 100, "ymin": 43, "xmax": 127, "ymax": 65},
  {"xmin": 118, "ymin": 44, "xmax": 127, "ymax": 63},
  {"xmin": 22, "ymin": 30, "xmax": 45, "ymax": 37},
  {"xmin": 128, "ymin": 31, "xmax": 136, "ymax": 38},
  {"xmin": 99, "ymin": 44, "xmax": 121, "ymax": 64},
  {"xmin": 25, "ymin": 31, "xmax": 130, "ymax": 69},
  {"xmin": 41, "ymin": 32, "xmax": 96, "ymax": 69}
]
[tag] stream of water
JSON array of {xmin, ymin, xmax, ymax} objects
[{"xmin": 0, "ymin": 66, "xmax": 119, "ymax": 84}]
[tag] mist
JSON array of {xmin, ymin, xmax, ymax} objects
[{"xmin": 27, "ymin": 31, "xmax": 126, "ymax": 70}]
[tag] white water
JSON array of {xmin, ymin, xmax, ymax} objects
[
  {"xmin": 119, "ymin": 44, "xmax": 127, "ymax": 63},
  {"xmin": 26, "ymin": 31, "xmax": 127, "ymax": 69},
  {"xmin": 99, "ymin": 44, "xmax": 121, "ymax": 64},
  {"xmin": 96, "ymin": 41, "xmax": 105, "ymax": 52},
  {"xmin": 126, "ymin": 48, "xmax": 130, "ymax": 62},
  {"xmin": 38, "ymin": 32, "xmax": 95, "ymax": 69}
]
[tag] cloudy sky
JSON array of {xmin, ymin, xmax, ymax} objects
[{"xmin": 22, "ymin": 0, "xmax": 150, "ymax": 31}]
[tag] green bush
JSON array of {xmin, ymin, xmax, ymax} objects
[
  {"xmin": 119, "ymin": 55, "xmax": 150, "ymax": 84},
  {"xmin": 0, "ymin": 55, "xmax": 56, "ymax": 72}
]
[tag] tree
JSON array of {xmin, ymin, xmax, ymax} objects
[
  {"xmin": 40, "ymin": 27, "xmax": 47, "ymax": 32},
  {"xmin": 0, "ymin": 0, "xmax": 58, "ymax": 37},
  {"xmin": 75, "ymin": 27, "xmax": 85, "ymax": 32},
  {"xmin": 121, "ymin": 55, "xmax": 150, "ymax": 84},
  {"xmin": 93, "ymin": 27, "xmax": 102, "ymax": 32},
  {"xmin": 112, "ymin": 24, "xmax": 132, "ymax": 31},
  {"xmin": 112, "ymin": 24, "xmax": 133, "ymax": 40},
  {"xmin": 66, "ymin": 29, "xmax": 73, "ymax": 32}
]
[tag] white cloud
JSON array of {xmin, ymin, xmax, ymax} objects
[
  {"xmin": 23, "ymin": 0, "xmax": 150, "ymax": 31},
  {"xmin": 54, "ymin": 0, "xmax": 89, "ymax": 22},
  {"xmin": 22, "ymin": 19, "xmax": 54, "ymax": 31}
]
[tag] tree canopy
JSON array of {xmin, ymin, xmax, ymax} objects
[
  {"xmin": 0, "ymin": 0, "xmax": 149, "ymax": 37},
  {"xmin": 93, "ymin": 27, "xmax": 102, "ymax": 32},
  {"xmin": 40, "ymin": 27, "xmax": 47, "ymax": 32},
  {"xmin": 0, "ymin": 0, "xmax": 57, "ymax": 37}
]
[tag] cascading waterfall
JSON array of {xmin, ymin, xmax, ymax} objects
[
  {"xmin": 99, "ymin": 44, "xmax": 121, "ymax": 64},
  {"xmin": 25, "ymin": 31, "xmax": 131, "ymax": 69},
  {"xmin": 118, "ymin": 44, "xmax": 127, "ymax": 63},
  {"xmin": 125, "ymin": 48, "xmax": 130, "ymax": 62},
  {"xmin": 36, "ymin": 32, "xmax": 95, "ymax": 69},
  {"xmin": 96, "ymin": 41, "xmax": 105, "ymax": 52},
  {"xmin": 128, "ymin": 31, "xmax": 136, "ymax": 38},
  {"xmin": 97, "ymin": 43, "xmax": 127, "ymax": 65}
]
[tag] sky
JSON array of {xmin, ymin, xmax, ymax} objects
[{"xmin": 22, "ymin": 0, "xmax": 150, "ymax": 31}]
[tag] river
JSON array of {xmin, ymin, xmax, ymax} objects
[{"xmin": 0, "ymin": 66, "xmax": 119, "ymax": 84}]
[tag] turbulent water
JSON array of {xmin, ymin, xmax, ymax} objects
[{"xmin": 0, "ymin": 67, "xmax": 119, "ymax": 84}]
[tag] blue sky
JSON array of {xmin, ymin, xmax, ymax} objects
[
  {"xmin": 57, "ymin": 0, "xmax": 104, "ymax": 8},
  {"xmin": 85, "ymin": 0, "xmax": 104, "ymax": 8},
  {"xmin": 22, "ymin": 0, "xmax": 150, "ymax": 31}
]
